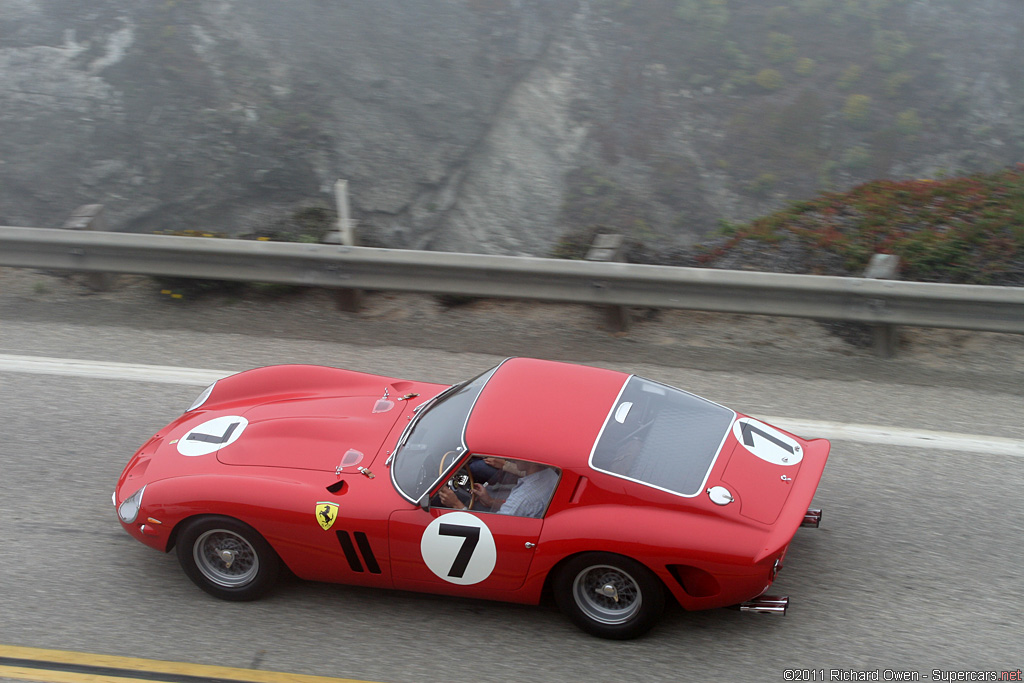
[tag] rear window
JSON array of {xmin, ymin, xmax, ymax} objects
[{"xmin": 589, "ymin": 377, "xmax": 735, "ymax": 496}]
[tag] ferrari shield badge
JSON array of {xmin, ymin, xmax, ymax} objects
[{"xmin": 315, "ymin": 502, "xmax": 339, "ymax": 530}]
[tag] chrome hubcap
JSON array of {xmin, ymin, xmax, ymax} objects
[
  {"xmin": 572, "ymin": 564, "xmax": 642, "ymax": 624},
  {"xmin": 194, "ymin": 529, "xmax": 259, "ymax": 588},
  {"xmin": 219, "ymin": 549, "xmax": 236, "ymax": 568}
]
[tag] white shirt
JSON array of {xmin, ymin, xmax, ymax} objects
[{"xmin": 498, "ymin": 467, "xmax": 559, "ymax": 518}]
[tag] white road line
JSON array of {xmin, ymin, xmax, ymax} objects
[
  {"xmin": 0, "ymin": 353, "xmax": 227, "ymax": 386},
  {"xmin": 3, "ymin": 353, "xmax": 1023, "ymax": 457},
  {"xmin": 762, "ymin": 416, "xmax": 1024, "ymax": 458}
]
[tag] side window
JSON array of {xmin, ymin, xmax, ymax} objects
[
  {"xmin": 477, "ymin": 457, "xmax": 559, "ymax": 518},
  {"xmin": 435, "ymin": 456, "xmax": 560, "ymax": 518}
]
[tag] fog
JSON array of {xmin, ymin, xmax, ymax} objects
[{"xmin": 1, "ymin": 0, "xmax": 1021, "ymax": 255}]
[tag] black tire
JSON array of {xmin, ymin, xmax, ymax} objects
[
  {"xmin": 175, "ymin": 516, "xmax": 281, "ymax": 601},
  {"xmin": 553, "ymin": 552, "xmax": 665, "ymax": 640}
]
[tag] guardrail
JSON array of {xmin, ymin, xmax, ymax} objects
[{"xmin": 2, "ymin": 223, "xmax": 1022, "ymax": 355}]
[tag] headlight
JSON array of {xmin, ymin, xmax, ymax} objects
[
  {"xmin": 117, "ymin": 486, "xmax": 146, "ymax": 524},
  {"xmin": 187, "ymin": 382, "xmax": 216, "ymax": 411}
]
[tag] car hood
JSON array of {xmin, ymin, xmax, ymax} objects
[{"xmin": 213, "ymin": 396, "xmax": 406, "ymax": 472}]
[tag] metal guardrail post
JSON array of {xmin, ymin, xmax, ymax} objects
[
  {"xmin": 61, "ymin": 205, "xmax": 113, "ymax": 291},
  {"xmin": 586, "ymin": 233, "xmax": 630, "ymax": 332},
  {"xmin": 864, "ymin": 253, "xmax": 901, "ymax": 357}
]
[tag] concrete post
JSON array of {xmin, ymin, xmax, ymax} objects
[
  {"xmin": 330, "ymin": 179, "xmax": 363, "ymax": 312},
  {"xmin": 61, "ymin": 204, "xmax": 112, "ymax": 291},
  {"xmin": 864, "ymin": 253, "xmax": 901, "ymax": 357},
  {"xmin": 585, "ymin": 233, "xmax": 630, "ymax": 332}
]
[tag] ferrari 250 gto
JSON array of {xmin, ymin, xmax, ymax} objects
[{"xmin": 114, "ymin": 357, "xmax": 828, "ymax": 639}]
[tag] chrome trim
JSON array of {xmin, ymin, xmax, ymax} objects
[
  {"xmin": 707, "ymin": 485, "xmax": 734, "ymax": 505},
  {"xmin": 187, "ymin": 382, "xmax": 216, "ymax": 412},
  {"xmin": 801, "ymin": 508, "xmax": 822, "ymax": 528},
  {"xmin": 588, "ymin": 375, "xmax": 736, "ymax": 498},
  {"xmin": 738, "ymin": 595, "xmax": 789, "ymax": 615},
  {"xmin": 389, "ymin": 360, "xmax": 507, "ymax": 505},
  {"xmin": 116, "ymin": 485, "xmax": 146, "ymax": 524}
]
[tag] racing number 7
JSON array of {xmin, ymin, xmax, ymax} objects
[
  {"xmin": 438, "ymin": 523, "xmax": 480, "ymax": 578},
  {"xmin": 740, "ymin": 421, "xmax": 794, "ymax": 454},
  {"xmin": 187, "ymin": 421, "xmax": 241, "ymax": 444}
]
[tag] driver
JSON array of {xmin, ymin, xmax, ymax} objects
[{"xmin": 438, "ymin": 460, "xmax": 558, "ymax": 519}]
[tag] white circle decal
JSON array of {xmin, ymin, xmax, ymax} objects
[
  {"xmin": 733, "ymin": 417, "xmax": 803, "ymax": 466},
  {"xmin": 420, "ymin": 511, "xmax": 496, "ymax": 585},
  {"xmin": 177, "ymin": 415, "xmax": 249, "ymax": 456}
]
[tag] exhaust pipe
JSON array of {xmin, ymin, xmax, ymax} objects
[
  {"xmin": 738, "ymin": 595, "xmax": 789, "ymax": 615},
  {"xmin": 801, "ymin": 508, "xmax": 822, "ymax": 528}
]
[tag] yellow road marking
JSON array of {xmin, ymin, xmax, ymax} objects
[
  {"xmin": 0, "ymin": 645, "xmax": 380, "ymax": 683},
  {"xmin": 0, "ymin": 664, "xmax": 158, "ymax": 683}
]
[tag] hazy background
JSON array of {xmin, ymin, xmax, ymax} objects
[{"xmin": 1, "ymin": 0, "xmax": 1021, "ymax": 255}]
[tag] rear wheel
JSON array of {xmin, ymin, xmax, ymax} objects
[
  {"xmin": 175, "ymin": 516, "xmax": 280, "ymax": 601},
  {"xmin": 553, "ymin": 552, "xmax": 665, "ymax": 640}
]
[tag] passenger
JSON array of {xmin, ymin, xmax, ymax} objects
[{"xmin": 438, "ymin": 460, "xmax": 558, "ymax": 518}]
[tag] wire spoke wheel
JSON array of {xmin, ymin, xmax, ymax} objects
[
  {"xmin": 176, "ymin": 516, "xmax": 281, "ymax": 601},
  {"xmin": 572, "ymin": 564, "xmax": 642, "ymax": 624},
  {"xmin": 555, "ymin": 552, "xmax": 665, "ymax": 639},
  {"xmin": 193, "ymin": 529, "xmax": 260, "ymax": 588}
]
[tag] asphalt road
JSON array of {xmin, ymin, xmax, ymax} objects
[{"xmin": 1, "ymin": 278, "xmax": 1022, "ymax": 683}]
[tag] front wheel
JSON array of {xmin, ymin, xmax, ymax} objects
[
  {"xmin": 175, "ymin": 516, "xmax": 280, "ymax": 601},
  {"xmin": 553, "ymin": 552, "xmax": 665, "ymax": 639}
]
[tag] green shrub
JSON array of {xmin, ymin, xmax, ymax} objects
[
  {"xmin": 726, "ymin": 70, "xmax": 754, "ymax": 89},
  {"xmin": 794, "ymin": 57, "xmax": 816, "ymax": 77},
  {"xmin": 873, "ymin": 29, "xmax": 912, "ymax": 71},
  {"xmin": 837, "ymin": 65, "xmax": 863, "ymax": 90},
  {"xmin": 755, "ymin": 68, "xmax": 785, "ymax": 91},
  {"xmin": 884, "ymin": 71, "xmax": 913, "ymax": 98},
  {"xmin": 675, "ymin": 0, "xmax": 729, "ymax": 29},
  {"xmin": 716, "ymin": 166, "xmax": 1024, "ymax": 284},
  {"xmin": 765, "ymin": 32, "xmax": 798, "ymax": 64},
  {"xmin": 842, "ymin": 94, "xmax": 873, "ymax": 128},
  {"xmin": 895, "ymin": 109, "xmax": 923, "ymax": 135},
  {"xmin": 723, "ymin": 41, "xmax": 753, "ymax": 70},
  {"xmin": 840, "ymin": 145, "xmax": 873, "ymax": 170}
]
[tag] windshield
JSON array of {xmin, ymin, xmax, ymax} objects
[
  {"xmin": 589, "ymin": 376, "xmax": 735, "ymax": 496},
  {"xmin": 390, "ymin": 365, "xmax": 498, "ymax": 503}
]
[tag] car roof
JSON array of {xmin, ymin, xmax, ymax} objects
[{"xmin": 463, "ymin": 357, "xmax": 629, "ymax": 469}]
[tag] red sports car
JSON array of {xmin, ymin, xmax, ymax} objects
[{"xmin": 114, "ymin": 357, "xmax": 829, "ymax": 639}]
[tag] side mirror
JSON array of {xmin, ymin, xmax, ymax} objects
[{"xmin": 417, "ymin": 492, "xmax": 431, "ymax": 511}]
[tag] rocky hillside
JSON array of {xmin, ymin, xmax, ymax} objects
[{"xmin": 1, "ymin": 0, "xmax": 1022, "ymax": 256}]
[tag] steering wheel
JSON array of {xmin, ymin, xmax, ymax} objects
[{"xmin": 438, "ymin": 450, "xmax": 475, "ymax": 510}]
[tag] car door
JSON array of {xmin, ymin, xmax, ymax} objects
[{"xmin": 387, "ymin": 506, "xmax": 543, "ymax": 598}]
